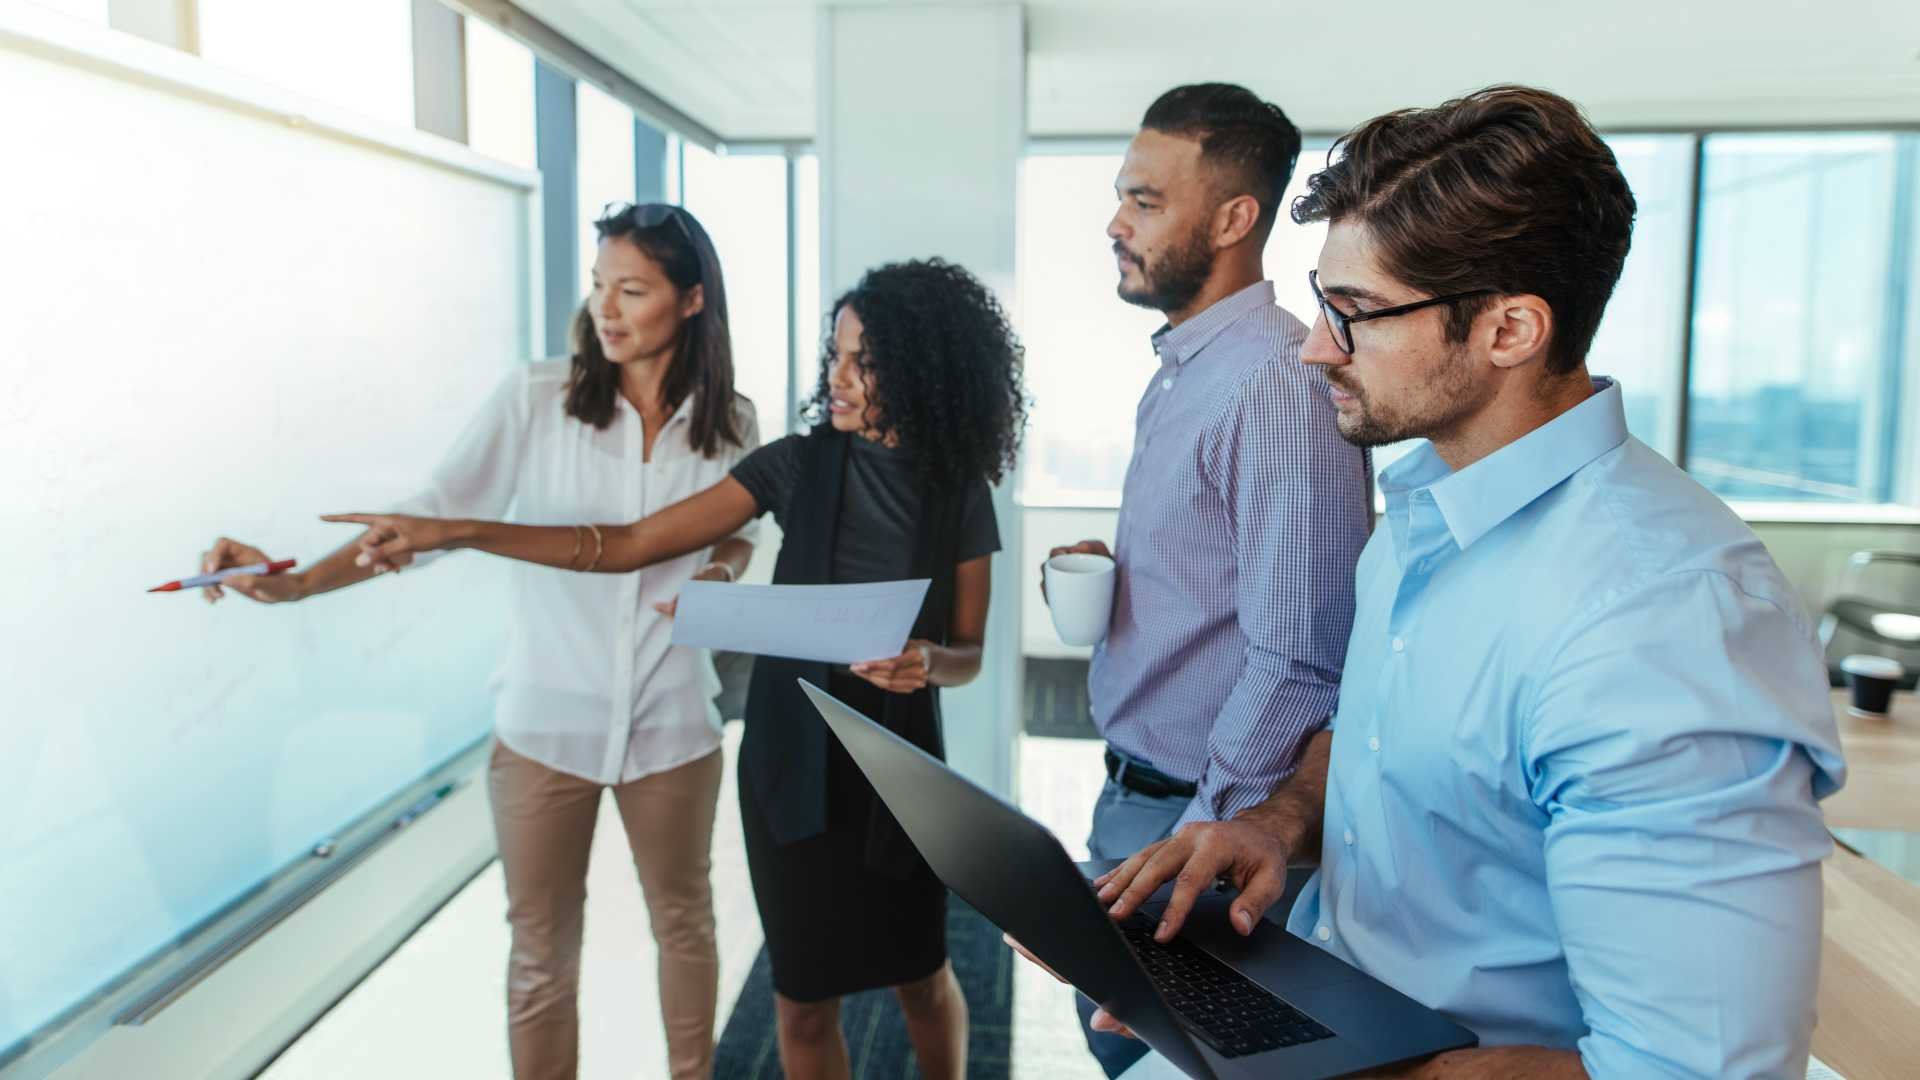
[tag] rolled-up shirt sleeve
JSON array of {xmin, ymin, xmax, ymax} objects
[
  {"xmin": 1179, "ymin": 360, "xmax": 1370, "ymax": 827},
  {"xmin": 1525, "ymin": 569, "xmax": 1846, "ymax": 1078}
]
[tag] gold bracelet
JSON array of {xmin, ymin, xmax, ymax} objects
[
  {"xmin": 584, "ymin": 523, "xmax": 605, "ymax": 572},
  {"xmin": 567, "ymin": 524, "xmax": 584, "ymax": 570}
]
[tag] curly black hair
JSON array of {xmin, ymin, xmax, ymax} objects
[{"xmin": 803, "ymin": 258, "xmax": 1028, "ymax": 496}]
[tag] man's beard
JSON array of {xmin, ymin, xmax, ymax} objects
[
  {"xmin": 1115, "ymin": 223, "xmax": 1213, "ymax": 314},
  {"xmin": 1327, "ymin": 346, "xmax": 1483, "ymax": 449}
]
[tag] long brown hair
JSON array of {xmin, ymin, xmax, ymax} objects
[{"xmin": 565, "ymin": 203, "xmax": 745, "ymax": 456}]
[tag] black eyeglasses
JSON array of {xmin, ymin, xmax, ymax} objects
[
  {"xmin": 1308, "ymin": 269, "xmax": 1495, "ymax": 355},
  {"xmin": 600, "ymin": 201, "xmax": 694, "ymax": 244}
]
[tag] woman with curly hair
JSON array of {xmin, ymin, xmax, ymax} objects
[{"xmin": 327, "ymin": 257, "xmax": 1027, "ymax": 1080}]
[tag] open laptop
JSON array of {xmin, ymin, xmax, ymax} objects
[{"xmin": 800, "ymin": 679, "xmax": 1477, "ymax": 1079}]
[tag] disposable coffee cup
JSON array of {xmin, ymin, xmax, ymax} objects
[
  {"xmin": 1044, "ymin": 553, "xmax": 1117, "ymax": 647},
  {"xmin": 1841, "ymin": 654, "xmax": 1905, "ymax": 717}
]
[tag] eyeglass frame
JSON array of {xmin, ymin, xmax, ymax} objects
[{"xmin": 1308, "ymin": 269, "xmax": 1497, "ymax": 355}]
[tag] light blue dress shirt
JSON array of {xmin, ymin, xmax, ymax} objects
[{"xmin": 1287, "ymin": 379, "xmax": 1846, "ymax": 1078}]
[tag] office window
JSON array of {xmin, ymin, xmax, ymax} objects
[
  {"xmin": 1019, "ymin": 134, "xmax": 1920, "ymax": 512},
  {"xmin": 792, "ymin": 153, "xmax": 822, "ymax": 432},
  {"xmin": 663, "ymin": 133, "xmax": 686, "ymax": 204},
  {"xmin": 575, "ymin": 81, "xmax": 636, "ymax": 293},
  {"xmin": 1590, "ymin": 136, "xmax": 1696, "ymax": 457},
  {"xmin": 464, "ymin": 15, "xmax": 536, "ymax": 171},
  {"xmin": 683, "ymin": 145, "xmax": 794, "ymax": 442},
  {"xmin": 1017, "ymin": 153, "xmax": 1162, "ymax": 504},
  {"xmin": 1687, "ymin": 134, "xmax": 1911, "ymax": 503},
  {"xmin": 197, "ymin": 0, "xmax": 414, "ymax": 130}
]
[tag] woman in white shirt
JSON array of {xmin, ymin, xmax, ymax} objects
[{"xmin": 198, "ymin": 203, "xmax": 756, "ymax": 1080}]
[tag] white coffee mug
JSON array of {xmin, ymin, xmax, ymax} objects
[{"xmin": 1044, "ymin": 552, "xmax": 1117, "ymax": 647}]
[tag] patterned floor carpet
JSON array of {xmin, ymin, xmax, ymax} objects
[{"xmin": 713, "ymin": 897, "xmax": 1015, "ymax": 1078}]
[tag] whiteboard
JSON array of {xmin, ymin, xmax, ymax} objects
[{"xmin": 0, "ymin": 24, "xmax": 532, "ymax": 1054}]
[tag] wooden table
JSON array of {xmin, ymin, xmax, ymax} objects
[
  {"xmin": 1823, "ymin": 689, "xmax": 1920, "ymax": 832},
  {"xmin": 1814, "ymin": 688, "xmax": 1920, "ymax": 1079}
]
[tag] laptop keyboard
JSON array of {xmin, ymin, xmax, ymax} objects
[{"xmin": 1119, "ymin": 914, "xmax": 1335, "ymax": 1059}]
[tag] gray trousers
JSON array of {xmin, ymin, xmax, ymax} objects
[{"xmin": 1077, "ymin": 776, "xmax": 1189, "ymax": 1078}]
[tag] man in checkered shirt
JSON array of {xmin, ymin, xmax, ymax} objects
[{"xmin": 1041, "ymin": 84, "xmax": 1373, "ymax": 1076}]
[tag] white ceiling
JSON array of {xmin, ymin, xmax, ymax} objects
[{"xmin": 517, "ymin": 0, "xmax": 1920, "ymax": 143}]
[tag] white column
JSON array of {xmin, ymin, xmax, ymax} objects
[{"xmin": 817, "ymin": 2, "xmax": 1026, "ymax": 797}]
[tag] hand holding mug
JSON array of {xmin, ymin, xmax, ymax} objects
[
  {"xmin": 1043, "ymin": 542, "xmax": 1117, "ymax": 647},
  {"xmin": 1040, "ymin": 539, "xmax": 1112, "ymax": 604}
]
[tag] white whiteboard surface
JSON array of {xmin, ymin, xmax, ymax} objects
[{"xmin": 0, "ymin": 18, "xmax": 531, "ymax": 1054}]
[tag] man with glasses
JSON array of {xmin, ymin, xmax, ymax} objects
[
  {"xmin": 1041, "ymin": 83, "xmax": 1372, "ymax": 1076},
  {"xmin": 1090, "ymin": 85, "xmax": 1846, "ymax": 1077}
]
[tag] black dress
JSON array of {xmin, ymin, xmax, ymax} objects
[{"xmin": 729, "ymin": 428, "xmax": 1000, "ymax": 1002}]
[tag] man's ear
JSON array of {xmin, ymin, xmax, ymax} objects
[
  {"xmin": 1484, "ymin": 294, "xmax": 1553, "ymax": 371},
  {"xmin": 1213, "ymin": 193, "xmax": 1262, "ymax": 250}
]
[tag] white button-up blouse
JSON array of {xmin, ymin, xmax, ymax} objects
[{"xmin": 393, "ymin": 359, "xmax": 760, "ymax": 784}]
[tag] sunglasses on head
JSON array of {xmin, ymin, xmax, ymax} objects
[{"xmin": 601, "ymin": 201, "xmax": 694, "ymax": 244}]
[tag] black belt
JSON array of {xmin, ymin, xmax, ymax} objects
[{"xmin": 1104, "ymin": 748, "xmax": 1198, "ymax": 800}]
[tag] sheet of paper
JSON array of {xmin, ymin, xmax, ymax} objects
[
  {"xmin": 1807, "ymin": 1055, "xmax": 1847, "ymax": 1080},
  {"xmin": 670, "ymin": 579, "xmax": 932, "ymax": 665}
]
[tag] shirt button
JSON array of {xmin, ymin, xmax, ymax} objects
[
  {"xmin": 1368, "ymin": 736, "xmax": 1381, "ymax": 752},
  {"xmin": 1343, "ymin": 829, "xmax": 1355, "ymax": 846},
  {"xmin": 1315, "ymin": 925, "xmax": 1332, "ymax": 942},
  {"xmin": 1391, "ymin": 637, "xmax": 1405, "ymax": 653},
  {"xmin": 1161, "ymin": 378, "xmax": 1174, "ymax": 390}
]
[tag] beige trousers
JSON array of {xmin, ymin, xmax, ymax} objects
[{"xmin": 487, "ymin": 740, "xmax": 724, "ymax": 1080}]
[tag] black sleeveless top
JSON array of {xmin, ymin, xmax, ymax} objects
[{"xmin": 735, "ymin": 426, "xmax": 993, "ymax": 873}]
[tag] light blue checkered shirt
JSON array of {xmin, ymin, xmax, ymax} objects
[{"xmin": 1090, "ymin": 280, "xmax": 1373, "ymax": 827}]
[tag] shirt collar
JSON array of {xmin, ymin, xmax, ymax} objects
[
  {"xmin": 1149, "ymin": 280, "xmax": 1275, "ymax": 366},
  {"xmin": 1379, "ymin": 377, "xmax": 1629, "ymax": 552},
  {"xmin": 666, "ymin": 393, "xmax": 696, "ymax": 427},
  {"xmin": 618, "ymin": 391, "xmax": 697, "ymax": 427}
]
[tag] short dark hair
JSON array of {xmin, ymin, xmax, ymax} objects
[
  {"xmin": 1141, "ymin": 83, "xmax": 1302, "ymax": 238},
  {"xmin": 1291, "ymin": 85, "xmax": 1635, "ymax": 375}
]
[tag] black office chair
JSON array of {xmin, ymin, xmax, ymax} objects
[{"xmin": 1820, "ymin": 550, "xmax": 1920, "ymax": 690}]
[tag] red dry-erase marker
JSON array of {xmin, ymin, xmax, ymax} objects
[{"xmin": 148, "ymin": 559, "xmax": 298, "ymax": 593}]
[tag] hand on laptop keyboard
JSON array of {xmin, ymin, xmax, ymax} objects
[{"xmin": 1096, "ymin": 814, "xmax": 1301, "ymax": 943}]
